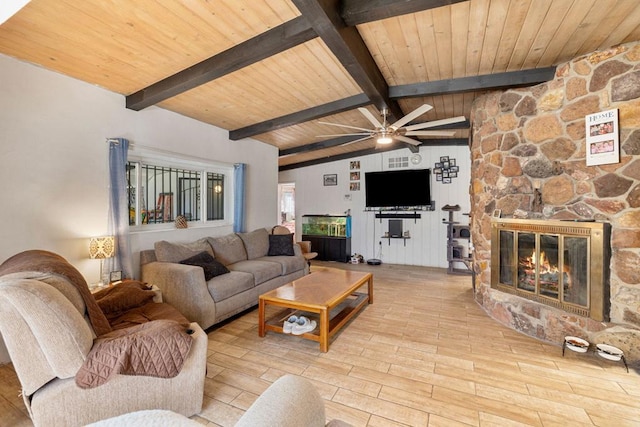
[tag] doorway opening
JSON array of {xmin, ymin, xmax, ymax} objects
[{"xmin": 278, "ymin": 183, "xmax": 296, "ymax": 235}]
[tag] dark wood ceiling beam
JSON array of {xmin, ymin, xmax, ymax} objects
[
  {"xmin": 279, "ymin": 135, "xmax": 467, "ymax": 156},
  {"xmin": 424, "ymin": 119, "xmax": 470, "ymax": 129},
  {"xmin": 341, "ymin": 0, "xmax": 467, "ymax": 26},
  {"xmin": 389, "ymin": 67, "xmax": 557, "ymax": 98},
  {"xmin": 280, "ymin": 145, "xmax": 400, "ymax": 171},
  {"xmin": 230, "ymin": 93, "xmax": 370, "ymax": 140},
  {"xmin": 126, "ymin": 16, "xmax": 316, "ymax": 110},
  {"xmin": 279, "ymin": 135, "xmax": 365, "ymax": 156},
  {"xmin": 231, "ymin": 95, "xmax": 469, "ymax": 142},
  {"xmin": 292, "ymin": 0, "xmax": 403, "ymax": 120},
  {"xmin": 279, "ymin": 138, "xmax": 468, "ymax": 171}
]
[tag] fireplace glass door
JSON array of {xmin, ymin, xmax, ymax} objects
[
  {"xmin": 498, "ymin": 230, "xmax": 589, "ymax": 309},
  {"xmin": 491, "ymin": 219, "xmax": 610, "ymax": 321}
]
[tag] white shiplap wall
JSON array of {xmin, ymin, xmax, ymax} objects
[{"xmin": 279, "ymin": 145, "xmax": 471, "ymax": 268}]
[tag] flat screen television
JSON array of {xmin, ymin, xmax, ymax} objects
[{"xmin": 365, "ymin": 169, "xmax": 431, "ymax": 208}]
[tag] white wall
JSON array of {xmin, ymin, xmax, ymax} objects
[
  {"xmin": 279, "ymin": 145, "xmax": 471, "ymax": 268},
  {"xmin": 0, "ymin": 54, "xmax": 279, "ymax": 362}
]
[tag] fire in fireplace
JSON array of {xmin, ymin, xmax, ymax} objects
[{"xmin": 491, "ymin": 219, "xmax": 610, "ymax": 321}]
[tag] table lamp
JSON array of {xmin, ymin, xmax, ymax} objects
[{"xmin": 89, "ymin": 236, "xmax": 115, "ymax": 286}]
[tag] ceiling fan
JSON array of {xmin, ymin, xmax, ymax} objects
[{"xmin": 317, "ymin": 104, "xmax": 466, "ymax": 146}]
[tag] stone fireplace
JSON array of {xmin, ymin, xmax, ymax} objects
[
  {"xmin": 469, "ymin": 41, "xmax": 640, "ymax": 364},
  {"xmin": 491, "ymin": 218, "xmax": 611, "ymax": 322}
]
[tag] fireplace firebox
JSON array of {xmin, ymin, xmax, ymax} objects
[{"xmin": 491, "ymin": 218, "xmax": 611, "ymax": 321}]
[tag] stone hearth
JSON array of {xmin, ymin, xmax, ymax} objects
[{"xmin": 469, "ymin": 41, "xmax": 640, "ymax": 364}]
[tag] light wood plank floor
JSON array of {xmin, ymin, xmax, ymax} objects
[{"xmin": 1, "ymin": 262, "xmax": 638, "ymax": 426}]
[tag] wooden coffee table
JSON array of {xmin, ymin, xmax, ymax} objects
[{"xmin": 258, "ymin": 268, "xmax": 373, "ymax": 352}]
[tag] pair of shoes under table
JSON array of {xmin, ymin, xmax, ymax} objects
[{"xmin": 282, "ymin": 315, "xmax": 317, "ymax": 335}]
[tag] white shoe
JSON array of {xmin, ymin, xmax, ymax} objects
[
  {"xmin": 283, "ymin": 315, "xmax": 298, "ymax": 334},
  {"xmin": 292, "ymin": 316, "xmax": 317, "ymax": 335}
]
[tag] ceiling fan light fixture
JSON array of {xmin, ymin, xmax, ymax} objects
[{"xmin": 376, "ymin": 131, "xmax": 393, "ymax": 144}]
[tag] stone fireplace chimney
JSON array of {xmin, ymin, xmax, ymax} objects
[{"xmin": 469, "ymin": 41, "xmax": 640, "ymax": 364}]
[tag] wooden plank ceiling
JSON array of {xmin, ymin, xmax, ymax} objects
[{"xmin": 1, "ymin": 0, "xmax": 639, "ymax": 170}]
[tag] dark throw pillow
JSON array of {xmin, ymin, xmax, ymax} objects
[
  {"xmin": 268, "ymin": 234, "xmax": 295, "ymax": 256},
  {"xmin": 180, "ymin": 251, "xmax": 230, "ymax": 281}
]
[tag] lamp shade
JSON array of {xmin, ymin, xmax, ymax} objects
[{"xmin": 89, "ymin": 236, "xmax": 115, "ymax": 259}]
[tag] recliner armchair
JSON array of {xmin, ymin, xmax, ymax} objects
[{"xmin": 0, "ymin": 252, "xmax": 207, "ymax": 427}]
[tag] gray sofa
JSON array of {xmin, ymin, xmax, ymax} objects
[{"xmin": 140, "ymin": 228, "xmax": 307, "ymax": 330}]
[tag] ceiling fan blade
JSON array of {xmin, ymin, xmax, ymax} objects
[
  {"xmin": 318, "ymin": 121, "xmax": 373, "ymax": 132},
  {"xmin": 405, "ymin": 130, "xmax": 456, "ymax": 137},
  {"xmin": 340, "ymin": 135, "xmax": 373, "ymax": 146},
  {"xmin": 394, "ymin": 135, "xmax": 422, "ymax": 146},
  {"xmin": 358, "ymin": 107, "xmax": 382, "ymax": 128},
  {"xmin": 318, "ymin": 122, "xmax": 371, "ymax": 132},
  {"xmin": 404, "ymin": 116, "xmax": 467, "ymax": 131},
  {"xmin": 316, "ymin": 132, "xmax": 371, "ymax": 138},
  {"xmin": 391, "ymin": 104, "xmax": 433, "ymax": 129}
]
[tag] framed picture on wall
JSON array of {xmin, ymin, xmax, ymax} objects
[{"xmin": 323, "ymin": 174, "xmax": 337, "ymax": 186}]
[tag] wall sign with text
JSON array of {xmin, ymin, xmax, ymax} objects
[{"xmin": 585, "ymin": 109, "xmax": 619, "ymax": 166}]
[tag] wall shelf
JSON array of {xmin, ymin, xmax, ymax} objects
[
  {"xmin": 375, "ymin": 212, "xmax": 421, "ymax": 221},
  {"xmin": 381, "ymin": 236, "xmax": 410, "ymax": 246}
]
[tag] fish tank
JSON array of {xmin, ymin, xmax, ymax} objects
[{"xmin": 302, "ymin": 214, "xmax": 351, "ymax": 238}]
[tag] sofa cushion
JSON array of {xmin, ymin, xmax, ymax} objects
[
  {"xmin": 268, "ymin": 234, "xmax": 295, "ymax": 256},
  {"xmin": 256, "ymin": 256, "xmax": 306, "ymax": 276},
  {"xmin": 228, "ymin": 260, "xmax": 282, "ymax": 285},
  {"xmin": 207, "ymin": 234, "xmax": 248, "ymax": 266},
  {"xmin": 206, "ymin": 271, "xmax": 254, "ymax": 302},
  {"xmin": 238, "ymin": 228, "xmax": 270, "ymax": 260},
  {"xmin": 154, "ymin": 239, "xmax": 213, "ymax": 263},
  {"xmin": 179, "ymin": 252, "xmax": 229, "ymax": 281}
]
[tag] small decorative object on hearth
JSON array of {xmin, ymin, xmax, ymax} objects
[{"xmin": 175, "ymin": 215, "xmax": 188, "ymax": 229}]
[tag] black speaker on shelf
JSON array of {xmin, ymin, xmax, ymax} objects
[{"xmin": 389, "ymin": 219, "xmax": 403, "ymax": 237}]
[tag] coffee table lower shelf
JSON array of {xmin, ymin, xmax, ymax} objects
[{"xmin": 260, "ymin": 291, "xmax": 370, "ymax": 352}]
